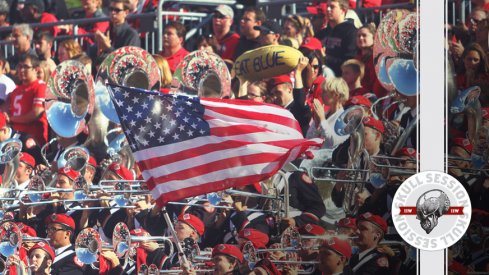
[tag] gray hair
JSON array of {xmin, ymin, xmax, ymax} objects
[
  {"xmin": 13, "ymin": 24, "xmax": 34, "ymax": 40},
  {"xmin": 0, "ymin": 0, "xmax": 8, "ymax": 14}
]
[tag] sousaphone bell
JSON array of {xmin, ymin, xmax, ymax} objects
[
  {"xmin": 46, "ymin": 60, "xmax": 95, "ymax": 138},
  {"xmin": 171, "ymin": 50, "xmax": 231, "ymax": 98},
  {"xmin": 95, "ymin": 46, "xmax": 161, "ymax": 123}
]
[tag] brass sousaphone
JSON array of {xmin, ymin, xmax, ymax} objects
[
  {"xmin": 171, "ymin": 50, "xmax": 232, "ymax": 98},
  {"xmin": 95, "ymin": 46, "xmax": 161, "ymax": 123},
  {"xmin": 46, "ymin": 60, "xmax": 95, "ymax": 138}
]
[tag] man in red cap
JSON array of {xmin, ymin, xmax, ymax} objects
[
  {"xmin": 84, "ymin": 155, "xmax": 97, "ymax": 185},
  {"xmin": 29, "ymin": 241, "xmax": 55, "ymax": 275},
  {"xmin": 176, "ymin": 212, "xmax": 205, "ymax": 242},
  {"xmin": 16, "ymin": 152, "xmax": 35, "ymax": 189},
  {"xmin": 350, "ymin": 212, "xmax": 390, "ymax": 274},
  {"xmin": 318, "ymin": 237, "xmax": 352, "ymax": 275},
  {"xmin": 268, "ymin": 73, "xmax": 311, "ymax": 135},
  {"xmin": 331, "ymin": 115, "xmax": 385, "ymax": 209},
  {"xmin": 45, "ymin": 213, "xmax": 84, "ymax": 275},
  {"xmin": 54, "ymin": 167, "xmax": 80, "ymax": 201},
  {"xmin": 211, "ymin": 244, "xmax": 243, "ymax": 275}
]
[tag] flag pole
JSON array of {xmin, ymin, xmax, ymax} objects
[{"xmin": 161, "ymin": 207, "xmax": 191, "ymax": 270}]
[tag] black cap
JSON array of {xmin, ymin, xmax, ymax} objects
[
  {"xmin": 25, "ymin": 0, "xmax": 45, "ymax": 13},
  {"xmin": 254, "ymin": 20, "xmax": 282, "ymax": 35}
]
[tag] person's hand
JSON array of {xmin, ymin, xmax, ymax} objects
[
  {"xmin": 355, "ymin": 189, "xmax": 370, "ymax": 207},
  {"xmin": 449, "ymin": 40, "xmax": 464, "ymax": 59},
  {"xmin": 295, "ymin": 56, "xmax": 309, "ymax": 73},
  {"xmin": 140, "ymin": 241, "xmax": 159, "ymax": 252},
  {"xmin": 95, "ymin": 30, "xmax": 111, "ymax": 51},
  {"xmin": 58, "ymin": 23, "xmax": 72, "ymax": 34},
  {"xmin": 312, "ymin": 98, "xmax": 326, "ymax": 123},
  {"xmin": 233, "ymin": 201, "xmax": 247, "ymax": 212},
  {"xmin": 101, "ymin": 250, "xmax": 120, "ymax": 268},
  {"xmin": 281, "ymin": 217, "xmax": 296, "ymax": 229}
]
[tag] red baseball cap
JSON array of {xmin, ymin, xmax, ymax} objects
[
  {"xmin": 362, "ymin": 116, "xmax": 385, "ymax": 134},
  {"xmin": 301, "ymin": 37, "xmax": 323, "ymax": 51},
  {"xmin": 130, "ymin": 228, "xmax": 148, "ymax": 237},
  {"xmin": 178, "ymin": 213, "xmax": 205, "ymax": 236},
  {"xmin": 16, "ymin": 222, "xmax": 37, "ymax": 237},
  {"xmin": 88, "ymin": 156, "xmax": 97, "ymax": 168},
  {"xmin": 45, "ymin": 213, "xmax": 75, "ymax": 230},
  {"xmin": 29, "ymin": 242, "xmax": 55, "ymax": 261},
  {"xmin": 212, "ymin": 244, "xmax": 244, "ymax": 263},
  {"xmin": 345, "ymin": 95, "xmax": 372, "ymax": 108},
  {"xmin": 321, "ymin": 237, "xmax": 352, "ymax": 259},
  {"xmin": 357, "ymin": 212, "xmax": 388, "ymax": 234},
  {"xmin": 298, "ymin": 224, "xmax": 326, "ymax": 236},
  {"xmin": 58, "ymin": 167, "xmax": 80, "ymax": 182},
  {"xmin": 19, "ymin": 152, "xmax": 36, "ymax": 168},
  {"xmin": 452, "ymin": 138, "xmax": 473, "ymax": 154},
  {"xmin": 238, "ymin": 228, "xmax": 269, "ymax": 249},
  {"xmin": 269, "ymin": 75, "xmax": 292, "ymax": 88},
  {"xmin": 306, "ymin": 2, "xmax": 327, "ymax": 14},
  {"xmin": 336, "ymin": 217, "xmax": 357, "ymax": 230},
  {"xmin": 396, "ymin": 147, "xmax": 417, "ymax": 159},
  {"xmin": 108, "ymin": 162, "xmax": 134, "ymax": 180},
  {"xmin": 0, "ymin": 112, "xmax": 7, "ymax": 129}
]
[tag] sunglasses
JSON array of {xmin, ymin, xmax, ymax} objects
[
  {"xmin": 17, "ymin": 64, "xmax": 33, "ymax": 70},
  {"xmin": 110, "ymin": 7, "xmax": 124, "ymax": 13},
  {"xmin": 312, "ymin": 65, "xmax": 320, "ymax": 70},
  {"xmin": 213, "ymin": 13, "xmax": 227, "ymax": 19}
]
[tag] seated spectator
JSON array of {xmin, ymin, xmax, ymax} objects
[
  {"xmin": 6, "ymin": 53, "xmax": 48, "ymax": 145},
  {"xmin": 160, "ymin": 21, "xmax": 189, "ymax": 74},
  {"xmin": 306, "ymin": 77, "xmax": 349, "ymax": 149},
  {"xmin": 456, "ymin": 43, "xmax": 489, "ymax": 106},
  {"xmin": 283, "ymin": 15, "xmax": 314, "ymax": 46},
  {"xmin": 299, "ymin": 38, "xmax": 327, "ymax": 105},
  {"xmin": 33, "ymin": 31, "xmax": 56, "ymax": 73},
  {"xmin": 0, "ymin": 0, "xmax": 10, "ymax": 39},
  {"xmin": 57, "ymin": 39, "xmax": 83, "ymax": 63},
  {"xmin": 341, "ymin": 59, "xmax": 368, "ymax": 96},
  {"xmin": 69, "ymin": 0, "xmax": 109, "ymax": 46},
  {"xmin": 90, "ymin": 0, "xmax": 140, "ymax": 57},
  {"xmin": 237, "ymin": 80, "xmax": 267, "ymax": 102},
  {"xmin": 37, "ymin": 61, "xmax": 51, "ymax": 83},
  {"xmin": 195, "ymin": 35, "xmax": 218, "ymax": 53},
  {"xmin": 255, "ymin": 20, "xmax": 282, "ymax": 46},
  {"xmin": 315, "ymin": 0, "xmax": 357, "ymax": 76},
  {"xmin": 152, "ymin": 54, "xmax": 172, "ymax": 93},
  {"xmin": 212, "ymin": 5, "xmax": 240, "ymax": 61},
  {"xmin": 8, "ymin": 24, "xmax": 38, "ymax": 80},
  {"xmin": 21, "ymin": 0, "xmax": 59, "ymax": 36},
  {"xmin": 355, "ymin": 23, "xmax": 387, "ymax": 98},
  {"xmin": 233, "ymin": 7, "xmax": 265, "ymax": 59}
]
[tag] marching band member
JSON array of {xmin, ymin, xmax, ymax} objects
[
  {"xmin": 45, "ymin": 213, "xmax": 84, "ymax": 275},
  {"xmin": 318, "ymin": 237, "xmax": 353, "ymax": 275},
  {"xmin": 16, "ymin": 152, "xmax": 35, "ymax": 190},
  {"xmin": 350, "ymin": 212, "xmax": 390, "ymax": 274},
  {"xmin": 84, "ymin": 156, "xmax": 97, "ymax": 185},
  {"xmin": 28, "ymin": 242, "xmax": 55, "ymax": 275},
  {"xmin": 211, "ymin": 244, "xmax": 243, "ymax": 275},
  {"xmin": 237, "ymin": 228, "xmax": 269, "ymax": 249},
  {"xmin": 298, "ymin": 223, "xmax": 326, "ymax": 274}
]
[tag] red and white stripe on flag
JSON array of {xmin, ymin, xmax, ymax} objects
[{"xmin": 135, "ymin": 98, "xmax": 323, "ymax": 207}]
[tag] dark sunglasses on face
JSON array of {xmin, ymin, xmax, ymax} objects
[
  {"xmin": 213, "ymin": 13, "xmax": 227, "ymax": 19},
  {"xmin": 312, "ymin": 65, "xmax": 320, "ymax": 69},
  {"xmin": 110, "ymin": 7, "xmax": 124, "ymax": 13}
]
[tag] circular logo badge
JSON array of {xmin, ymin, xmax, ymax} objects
[{"xmin": 392, "ymin": 171, "xmax": 471, "ymax": 251}]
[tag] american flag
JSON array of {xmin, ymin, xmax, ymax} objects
[{"xmin": 107, "ymin": 84, "xmax": 323, "ymax": 206}]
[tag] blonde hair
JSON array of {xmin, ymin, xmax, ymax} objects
[
  {"xmin": 152, "ymin": 54, "xmax": 173, "ymax": 87},
  {"xmin": 341, "ymin": 59, "xmax": 365, "ymax": 80},
  {"xmin": 59, "ymin": 39, "xmax": 83, "ymax": 59},
  {"xmin": 38, "ymin": 61, "xmax": 52, "ymax": 83},
  {"xmin": 322, "ymin": 77, "xmax": 349, "ymax": 104}
]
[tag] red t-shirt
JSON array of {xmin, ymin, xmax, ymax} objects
[
  {"xmin": 350, "ymin": 86, "xmax": 369, "ymax": 97},
  {"xmin": 8, "ymin": 80, "xmax": 48, "ymax": 145},
  {"xmin": 217, "ymin": 32, "xmax": 240, "ymax": 61},
  {"xmin": 39, "ymin": 12, "xmax": 60, "ymax": 37},
  {"xmin": 162, "ymin": 47, "xmax": 190, "ymax": 74}
]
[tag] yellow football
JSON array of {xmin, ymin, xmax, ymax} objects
[{"xmin": 234, "ymin": 45, "xmax": 303, "ymax": 82}]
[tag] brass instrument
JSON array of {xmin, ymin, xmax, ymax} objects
[{"xmin": 171, "ymin": 50, "xmax": 231, "ymax": 98}]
